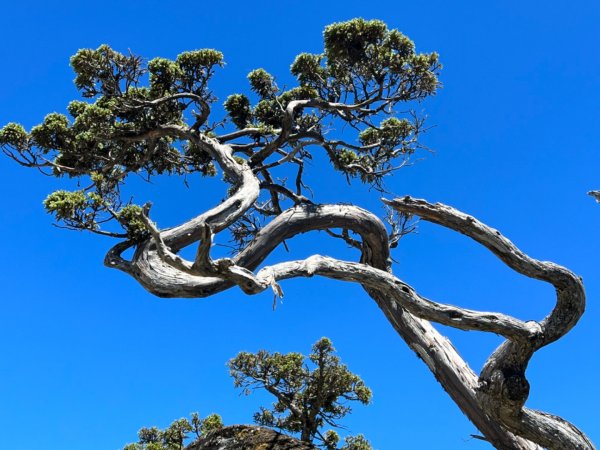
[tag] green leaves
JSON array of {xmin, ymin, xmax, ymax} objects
[
  {"xmin": 148, "ymin": 58, "xmax": 183, "ymax": 95},
  {"xmin": 176, "ymin": 49, "xmax": 224, "ymax": 92},
  {"xmin": 177, "ymin": 49, "xmax": 224, "ymax": 72},
  {"xmin": 30, "ymin": 113, "xmax": 70, "ymax": 153},
  {"xmin": 198, "ymin": 413, "xmax": 224, "ymax": 435},
  {"xmin": 147, "ymin": 49, "xmax": 223, "ymax": 96},
  {"xmin": 223, "ymin": 94, "xmax": 251, "ymax": 128},
  {"xmin": 117, "ymin": 204, "xmax": 149, "ymax": 241},
  {"xmin": 0, "ymin": 123, "xmax": 28, "ymax": 150},
  {"xmin": 70, "ymin": 45, "xmax": 144, "ymax": 98},
  {"xmin": 328, "ymin": 116, "xmax": 421, "ymax": 185},
  {"xmin": 291, "ymin": 53, "xmax": 325, "ymax": 87},
  {"xmin": 323, "ymin": 18, "xmax": 388, "ymax": 67},
  {"xmin": 251, "ymin": 86, "xmax": 318, "ymax": 129},
  {"xmin": 359, "ymin": 117, "xmax": 415, "ymax": 147},
  {"xmin": 228, "ymin": 338, "xmax": 371, "ymax": 448},
  {"xmin": 247, "ymin": 68, "xmax": 277, "ymax": 98},
  {"xmin": 290, "ymin": 18, "xmax": 440, "ymax": 105},
  {"xmin": 124, "ymin": 412, "xmax": 223, "ymax": 450},
  {"xmin": 42, "ymin": 187, "xmax": 149, "ymax": 240},
  {"xmin": 3, "ymin": 18, "xmax": 441, "ymax": 240},
  {"xmin": 340, "ymin": 434, "xmax": 373, "ymax": 450},
  {"xmin": 229, "ymin": 349, "xmax": 306, "ymax": 394},
  {"xmin": 43, "ymin": 190, "xmax": 89, "ymax": 222},
  {"xmin": 2, "ymin": 44, "xmax": 230, "ymax": 236}
]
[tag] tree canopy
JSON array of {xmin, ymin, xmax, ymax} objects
[
  {"xmin": 229, "ymin": 337, "xmax": 371, "ymax": 448},
  {"xmin": 0, "ymin": 18, "xmax": 439, "ymax": 244}
]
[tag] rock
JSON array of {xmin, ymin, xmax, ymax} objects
[{"xmin": 186, "ymin": 425, "xmax": 317, "ymax": 450}]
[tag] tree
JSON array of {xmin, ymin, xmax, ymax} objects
[
  {"xmin": 124, "ymin": 413, "xmax": 223, "ymax": 450},
  {"xmin": 0, "ymin": 18, "xmax": 593, "ymax": 450},
  {"xmin": 228, "ymin": 337, "xmax": 371, "ymax": 448}
]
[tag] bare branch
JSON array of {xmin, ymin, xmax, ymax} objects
[
  {"xmin": 249, "ymin": 255, "xmax": 542, "ymax": 340},
  {"xmin": 384, "ymin": 196, "xmax": 589, "ymax": 450}
]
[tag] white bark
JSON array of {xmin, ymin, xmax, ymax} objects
[{"xmin": 103, "ymin": 136, "xmax": 594, "ymax": 450}]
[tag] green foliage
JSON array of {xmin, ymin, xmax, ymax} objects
[
  {"xmin": 0, "ymin": 122, "xmax": 28, "ymax": 150},
  {"xmin": 123, "ymin": 412, "xmax": 223, "ymax": 450},
  {"xmin": 198, "ymin": 413, "xmax": 224, "ymax": 434},
  {"xmin": 324, "ymin": 430, "xmax": 341, "ymax": 449},
  {"xmin": 223, "ymin": 94, "xmax": 251, "ymax": 129},
  {"xmin": 251, "ymin": 85, "xmax": 319, "ymax": 129},
  {"xmin": 247, "ymin": 68, "xmax": 277, "ymax": 98},
  {"xmin": 321, "ymin": 431, "xmax": 372, "ymax": 450},
  {"xmin": 289, "ymin": 18, "xmax": 440, "ymax": 102},
  {"xmin": 176, "ymin": 49, "xmax": 224, "ymax": 92},
  {"xmin": 291, "ymin": 53, "xmax": 326, "ymax": 86},
  {"xmin": 340, "ymin": 434, "xmax": 372, "ymax": 450},
  {"xmin": 42, "ymin": 187, "xmax": 148, "ymax": 240},
  {"xmin": 358, "ymin": 116, "xmax": 411, "ymax": 143},
  {"xmin": 228, "ymin": 338, "xmax": 371, "ymax": 448},
  {"xmin": 70, "ymin": 44, "xmax": 144, "ymax": 98},
  {"xmin": 148, "ymin": 58, "xmax": 183, "ymax": 95},
  {"xmin": 30, "ymin": 113, "xmax": 70, "ymax": 153},
  {"xmin": 43, "ymin": 190, "xmax": 89, "ymax": 222},
  {"xmin": 117, "ymin": 204, "xmax": 149, "ymax": 241},
  {"xmin": 2, "ymin": 19, "xmax": 440, "ymax": 238}
]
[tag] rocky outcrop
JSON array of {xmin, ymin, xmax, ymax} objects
[{"xmin": 186, "ymin": 425, "xmax": 317, "ymax": 450}]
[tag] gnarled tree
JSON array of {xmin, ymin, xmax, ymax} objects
[{"xmin": 0, "ymin": 18, "xmax": 593, "ymax": 450}]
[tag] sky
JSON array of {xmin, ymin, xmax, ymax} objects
[{"xmin": 0, "ymin": 1, "xmax": 599, "ymax": 449}]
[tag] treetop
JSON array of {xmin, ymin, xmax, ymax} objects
[{"xmin": 0, "ymin": 18, "xmax": 440, "ymax": 243}]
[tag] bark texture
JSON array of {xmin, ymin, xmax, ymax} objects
[
  {"xmin": 103, "ymin": 131, "xmax": 593, "ymax": 450},
  {"xmin": 100, "ymin": 128, "xmax": 593, "ymax": 449}
]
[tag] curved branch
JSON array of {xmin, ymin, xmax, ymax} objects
[
  {"xmin": 248, "ymin": 96, "xmax": 388, "ymax": 166},
  {"xmin": 259, "ymin": 183, "xmax": 313, "ymax": 206},
  {"xmin": 109, "ymin": 200, "xmax": 540, "ymax": 448},
  {"xmin": 123, "ymin": 92, "xmax": 211, "ymax": 129},
  {"xmin": 146, "ymin": 128, "xmax": 261, "ymax": 250},
  {"xmin": 217, "ymin": 128, "xmax": 267, "ymax": 143},
  {"xmin": 383, "ymin": 196, "xmax": 585, "ymax": 345},
  {"xmin": 105, "ymin": 189, "xmax": 590, "ymax": 448},
  {"xmin": 110, "ymin": 203, "xmax": 390, "ymax": 298},
  {"xmin": 251, "ymin": 256, "xmax": 541, "ymax": 340},
  {"xmin": 384, "ymin": 196, "xmax": 591, "ymax": 450}
]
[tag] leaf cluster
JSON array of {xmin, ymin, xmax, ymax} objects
[{"xmin": 293, "ymin": 18, "xmax": 440, "ymax": 104}]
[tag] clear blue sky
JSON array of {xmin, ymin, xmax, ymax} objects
[{"xmin": 1, "ymin": 1, "xmax": 599, "ymax": 449}]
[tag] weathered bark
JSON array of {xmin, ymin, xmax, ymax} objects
[
  {"xmin": 102, "ymin": 133, "xmax": 594, "ymax": 450},
  {"xmin": 384, "ymin": 197, "xmax": 592, "ymax": 450}
]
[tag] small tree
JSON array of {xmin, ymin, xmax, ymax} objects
[
  {"xmin": 228, "ymin": 338, "xmax": 371, "ymax": 448},
  {"xmin": 124, "ymin": 413, "xmax": 223, "ymax": 450}
]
